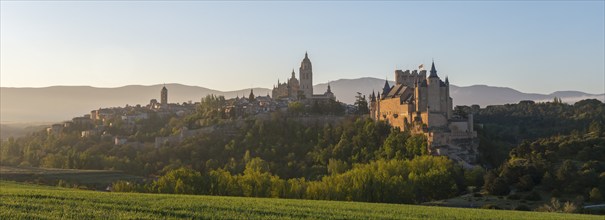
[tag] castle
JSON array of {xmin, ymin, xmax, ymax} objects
[
  {"xmin": 369, "ymin": 61, "xmax": 478, "ymax": 165},
  {"xmin": 272, "ymin": 52, "xmax": 335, "ymax": 102}
]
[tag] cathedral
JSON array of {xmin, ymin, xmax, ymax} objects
[
  {"xmin": 272, "ymin": 52, "xmax": 335, "ymax": 101},
  {"xmin": 369, "ymin": 61, "xmax": 477, "ymax": 164}
]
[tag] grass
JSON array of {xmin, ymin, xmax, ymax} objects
[
  {"xmin": 1, "ymin": 181, "xmax": 602, "ymax": 219},
  {"xmin": 0, "ymin": 166, "xmax": 144, "ymax": 189}
]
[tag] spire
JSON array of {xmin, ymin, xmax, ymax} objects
[
  {"xmin": 429, "ymin": 59, "xmax": 438, "ymax": 78},
  {"xmin": 327, "ymin": 83, "xmax": 332, "ymax": 93},
  {"xmin": 371, "ymin": 90, "xmax": 376, "ymax": 101},
  {"xmin": 302, "ymin": 51, "xmax": 310, "ymax": 62},
  {"xmin": 382, "ymin": 79, "xmax": 391, "ymax": 96},
  {"xmin": 249, "ymin": 89, "xmax": 255, "ymax": 101},
  {"xmin": 291, "ymin": 69, "xmax": 295, "ymax": 78},
  {"xmin": 445, "ymin": 76, "xmax": 449, "ymax": 84}
]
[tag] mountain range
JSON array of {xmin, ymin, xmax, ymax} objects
[{"xmin": 1, "ymin": 77, "xmax": 603, "ymax": 123}]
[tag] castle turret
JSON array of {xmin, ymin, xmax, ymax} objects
[
  {"xmin": 382, "ymin": 80, "xmax": 391, "ymax": 97},
  {"xmin": 299, "ymin": 52, "xmax": 313, "ymax": 98},
  {"xmin": 429, "ymin": 61, "xmax": 438, "ymax": 78},
  {"xmin": 427, "ymin": 61, "xmax": 442, "ymax": 112},
  {"xmin": 445, "ymin": 76, "xmax": 452, "ymax": 119}
]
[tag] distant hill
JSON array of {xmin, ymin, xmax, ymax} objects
[
  {"xmin": 317, "ymin": 78, "xmax": 604, "ymax": 106},
  {"xmin": 0, "ymin": 84, "xmax": 270, "ymax": 123},
  {"xmin": 1, "ymin": 79, "xmax": 603, "ymax": 123}
]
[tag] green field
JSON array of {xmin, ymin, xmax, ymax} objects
[
  {"xmin": 0, "ymin": 166, "xmax": 144, "ymax": 189},
  {"xmin": 1, "ymin": 181, "xmax": 601, "ymax": 219}
]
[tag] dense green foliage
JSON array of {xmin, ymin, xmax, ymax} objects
[
  {"xmin": 2, "ymin": 181, "xmax": 600, "ymax": 220},
  {"xmin": 483, "ymin": 131, "xmax": 605, "ymax": 200},
  {"xmin": 114, "ymin": 156, "xmax": 463, "ymax": 204},
  {"xmin": 0, "ymin": 166, "xmax": 142, "ymax": 190},
  {"xmin": 473, "ymin": 99, "xmax": 605, "ymax": 208},
  {"xmin": 474, "ymin": 99, "xmax": 605, "ymax": 166}
]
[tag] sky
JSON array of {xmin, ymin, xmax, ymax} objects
[{"xmin": 1, "ymin": 1, "xmax": 604, "ymax": 94}]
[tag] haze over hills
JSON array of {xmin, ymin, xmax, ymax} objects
[
  {"xmin": 1, "ymin": 78, "xmax": 603, "ymax": 123},
  {"xmin": 0, "ymin": 85, "xmax": 271, "ymax": 123},
  {"xmin": 318, "ymin": 77, "xmax": 604, "ymax": 106}
]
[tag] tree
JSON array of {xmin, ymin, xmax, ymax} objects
[
  {"xmin": 516, "ymin": 174, "xmax": 535, "ymax": 191},
  {"xmin": 153, "ymin": 167, "xmax": 203, "ymax": 194},
  {"xmin": 589, "ymin": 187, "xmax": 603, "ymax": 202},
  {"xmin": 464, "ymin": 166, "xmax": 485, "ymax": 187},
  {"xmin": 354, "ymin": 92, "xmax": 369, "ymax": 114},
  {"xmin": 484, "ymin": 170, "xmax": 510, "ymax": 196},
  {"xmin": 556, "ymin": 160, "xmax": 578, "ymax": 191},
  {"xmin": 589, "ymin": 121, "xmax": 602, "ymax": 135},
  {"xmin": 541, "ymin": 172, "xmax": 555, "ymax": 190},
  {"xmin": 288, "ymin": 102, "xmax": 304, "ymax": 116},
  {"xmin": 327, "ymin": 159, "xmax": 349, "ymax": 175}
]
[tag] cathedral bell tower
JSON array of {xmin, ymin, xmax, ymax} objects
[
  {"xmin": 299, "ymin": 52, "xmax": 313, "ymax": 99},
  {"xmin": 161, "ymin": 85, "xmax": 168, "ymax": 108}
]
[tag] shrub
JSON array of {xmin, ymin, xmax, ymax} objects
[
  {"xmin": 537, "ymin": 198, "xmax": 578, "ymax": 213},
  {"xmin": 507, "ymin": 194, "xmax": 521, "ymax": 200},
  {"xmin": 589, "ymin": 188, "xmax": 603, "ymax": 202},
  {"xmin": 523, "ymin": 191, "xmax": 542, "ymax": 201}
]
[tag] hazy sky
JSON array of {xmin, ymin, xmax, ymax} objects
[{"xmin": 1, "ymin": 1, "xmax": 604, "ymax": 94}]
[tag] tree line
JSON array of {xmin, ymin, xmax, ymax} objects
[{"xmin": 113, "ymin": 155, "xmax": 464, "ymax": 204}]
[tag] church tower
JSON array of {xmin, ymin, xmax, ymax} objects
[
  {"xmin": 299, "ymin": 52, "xmax": 313, "ymax": 99},
  {"xmin": 160, "ymin": 85, "xmax": 168, "ymax": 108}
]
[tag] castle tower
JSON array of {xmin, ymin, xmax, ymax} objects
[
  {"xmin": 299, "ymin": 52, "xmax": 313, "ymax": 99},
  {"xmin": 427, "ymin": 61, "xmax": 441, "ymax": 112},
  {"xmin": 161, "ymin": 85, "xmax": 168, "ymax": 107},
  {"xmin": 445, "ymin": 76, "xmax": 453, "ymax": 119}
]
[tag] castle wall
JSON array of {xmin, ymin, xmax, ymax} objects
[
  {"xmin": 449, "ymin": 121, "xmax": 470, "ymax": 133},
  {"xmin": 427, "ymin": 112, "xmax": 448, "ymax": 128},
  {"xmin": 395, "ymin": 70, "xmax": 424, "ymax": 87},
  {"xmin": 379, "ymin": 98, "xmax": 413, "ymax": 130},
  {"xmin": 415, "ymin": 86, "xmax": 428, "ymax": 112}
]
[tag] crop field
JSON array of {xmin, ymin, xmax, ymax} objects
[{"xmin": 1, "ymin": 181, "xmax": 602, "ymax": 219}]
